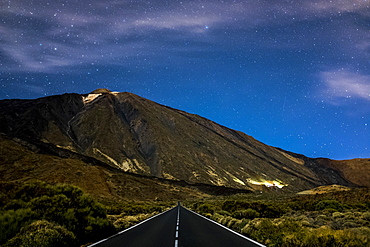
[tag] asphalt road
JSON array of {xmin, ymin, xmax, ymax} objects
[{"xmin": 89, "ymin": 205, "xmax": 265, "ymax": 247}]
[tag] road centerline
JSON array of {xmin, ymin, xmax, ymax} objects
[
  {"xmin": 174, "ymin": 205, "xmax": 180, "ymax": 247},
  {"xmin": 87, "ymin": 204, "xmax": 265, "ymax": 247}
]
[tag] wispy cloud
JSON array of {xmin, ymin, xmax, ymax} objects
[
  {"xmin": 1, "ymin": 0, "xmax": 369, "ymax": 73},
  {"xmin": 320, "ymin": 69, "xmax": 370, "ymax": 103},
  {"xmin": 304, "ymin": 0, "xmax": 370, "ymax": 16}
]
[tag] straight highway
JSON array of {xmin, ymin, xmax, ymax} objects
[{"xmin": 89, "ymin": 205, "xmax": 265, "ymax": 247}]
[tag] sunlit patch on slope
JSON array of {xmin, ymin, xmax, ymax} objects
[
  {"xmin": 277, "ymin": 150, "xmax": 305, "ymax": 165},
  {"xmin": 233, "ymin": 177, "xmax": 246, "ymax": 185},
  {"xmin": 56, "ymin": 144, "xmax": 76, "ymax": 152},
  {"xmin": 224, "ymin": 171, "xmax": 246, "ymax": 185},
  {"xmin": 206, "ymin": 166, "xmax": 227, "ymax": 186},
  {"xmin": 163, "ymin": 173, "xmax": 174, "ymax": 180},
  {"xmin": 93, "ymin": 148, "xmax": 129, "ymax": 171},
  {"xmin": 247, "ymin": 178, "xmax": 287, "ymax": 188},
  {"xmin": 92, "ymin": 148, "xmax": 149, "ymax": 173}
]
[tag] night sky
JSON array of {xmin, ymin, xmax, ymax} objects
[{"xmin": 1, "ymin": 0, "xmax": 369, "ymax": 160}]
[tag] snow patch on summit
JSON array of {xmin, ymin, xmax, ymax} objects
[
  {"xmin": 83, "ymin": 91, "xmax": 120, "ymax": 104},
  {"xmin": 83, "ymin": 93, "xmax": 101, "ymax": 104}
]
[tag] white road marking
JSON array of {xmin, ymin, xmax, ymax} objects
[
  {"xmin": 89, "ymin": 204, "xmax": 264, "ymax": 247},
  {"xmin": 182, "ymin": 207, "xmax": 266, "ymax": 247},
  {"xmin": 88, "ymin": 206, "xmax": 176, "ymax": 247},
  {"xmin": 174, "ymin": 206, "xmax": 180, "ymax": 247}
]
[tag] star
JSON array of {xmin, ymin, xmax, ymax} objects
[{"xmin": 0, "ymin": 0, "xmax": 369, "ymax": 159}]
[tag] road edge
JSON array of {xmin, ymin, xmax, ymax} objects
[
  {"xmin": 88, "ymin": 205, "xmax": 177, "ymax": 246},
  {"xmin": 181, "ymin": 206, "xmax": 266, "ymax": 247}
]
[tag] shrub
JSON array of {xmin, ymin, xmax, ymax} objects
[
  {"xmin": 300, "ymin": 228, "xmax": 370, "ymax": 247},
  {"xmin": 343, "ymin": 221, "xmax": 360, "ymax": 229},
  {"xmin": 314, "ymin": 214, "xmax": 331, "ymax": 227},
  {"xmin": 210, "ymin": 213, "xmax": 223, "ymax": 223},
  {"xmin": 113, "ymin": 203, "xmax": 164, "ymax": 216},
  {"xmin": 332, "ymin": 212, "xmax": 345, "ymax": 219},
  {"xmin": 362, "ymin": 212, "xmax": 370, "ymax": 222},
  {"xmin": 232, "ymin": 208, "xmax": 260, "ymax": 219},
  {"xmin": 0, "ymin": 208, "xmax": 36, "ymax": 244},
  {"xmin": 315, "ymin": 200, "xmax": 343, "ymax": 212},
  {"xmin": 3, "ymin": 199, "xmax": 28, "ymax": 210},
  {"xmin": 239, "ymin": 218, "xmax": 250, "ymax": 229},
  {"xmin": 220, "ymin": 216, "xmax": 234, "ymax": 226},
  {"xmin": 349, "ymin": 227, "xmax": 370, "ymax": 238},
  {"xmin": 218, "ymin": 210, "xmax": 232, "ymax": 216},
  {"xmin": 113, "ymin": 216, "xmax": 141, "ymax": 231},
  {"xmin": 222, "ymin": 200, "xmax": 250, "ymax": 212},
  {"xmin": 0, "ymin": 182, "xmax": 115, "ymax": 245},
  {"xmin": 3, "ymin": 220, "xmax": 76, "ymax": 247},
  {"xmin": 331, "ymin": 219, "xmax": 345, "ymax": 230},
  {"xmin": 27, "ymin": 185, "xmax": 113, "ymax": 241},
  {"xmin": 197, "ymin": 203, "xmax": 216, "ymax": 215},
  {"xmin": 112, "ymin": 212, "xmax": 157, "ymax": 232},
  {"xmin": 226, "ymin": 218, "xmax": 240, "ymax": 229},
  {"xmin": 242, "ymin": 218, "xmax": 284, "ymax": 245}
]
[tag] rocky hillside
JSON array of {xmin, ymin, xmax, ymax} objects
[
  {"xmin": 0, "ymin": 134, "xmax": 251, "ymax": 201},
  {"xmin": 0, "ymin": 89, "xmax": 368, "ymax": 192}
]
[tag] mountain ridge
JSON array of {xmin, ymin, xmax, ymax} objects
[{"xmin": 0, "ymin": 89, "xmax": 369, "ymax": 193}]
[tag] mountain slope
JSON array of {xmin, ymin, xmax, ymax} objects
[
  {"xmin": 0, "ymin": 89, "xmax": 368, "ymax": 192},
  {"xmin": 0, "ymin": 134, "xmax": 250, "ymax": 201}
]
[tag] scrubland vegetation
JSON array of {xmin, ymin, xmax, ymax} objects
[
  {"xmin": 1, "ymin": 181, "xmax": 369, "ymax": 247},
  {"xmin": 187, "ymin": 189, "xmax": 370, "ymax": 246},
  {"xmin": 0, "ymin": 181, "xmax": 172, "ymax": 246},
  {"xmin": 0, "ymin": 181, "xmax": 115, "ymax": 246},
  {"xmin": 103, "ymin": 200, "xmax": 172, "ymax": 232}
]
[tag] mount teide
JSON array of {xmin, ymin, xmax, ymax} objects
[{"xmin": 1, "ymin": 89, "xmax": 368, "ymax": 192}]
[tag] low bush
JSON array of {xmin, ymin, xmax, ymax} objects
[
  {"xmin": 0, "ymin": 208, "xmax": 35, "ymax": 244},
  {"xmin": 3, "ymin": 220, "xmax": 76, "ymax": 247},
  {"xmin": 362, "ymin": 212, "xmax": 370, "ymax": 222},
  {"xmin": 111, "ymin": 212, "xmax": 157, "ymax": 232},
  {"xmin": 196, "ymin": 203, "xmax": 216, "ymax": 215},
  {"xmin": 232, "ymin": 208, "xmax": 260, "ymax": 219},
  {"xmin": 315, "ymin": 200, "xmax": 344, "ymax": 212}
]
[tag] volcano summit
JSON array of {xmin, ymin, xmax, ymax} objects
[{"xmin": 1, "ymin": 89, "xmax": 369, "ymax": 193}]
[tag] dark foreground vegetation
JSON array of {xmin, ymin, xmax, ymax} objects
[
  {"xmin": 1, "ymin": 181, "xmax": 370, "ymax": 247},
  {"xmin": 0, "ymin": 181, "xmax": 115, "ymax": 246},
  {"xmin": 0, "ymin": 181, "xmax": 172, "ymax": 246}
]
